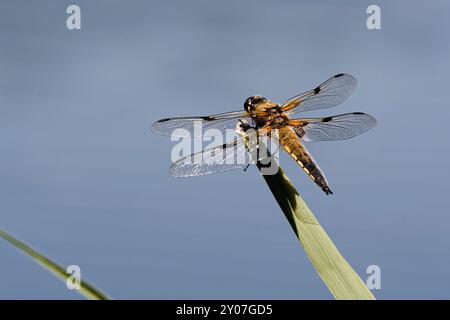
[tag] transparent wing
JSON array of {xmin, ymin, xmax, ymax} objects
[
  {"xmin": 290, "ymin": 112, "xmax": 377, "ymax": 142},
  {"xmin": 282, "ymin": 74, "xmax": 357, "ymax": 116},
  {"xmin": 169, "ymin": 138, "xmax": 251, "ymax": 177},
  {"xmin": 169, "ymin": 127, "xmax": 279, "ymax": 177},
  {"xmin": 152, "ymin": 110, "xmax": 250, "ymax": 137}
]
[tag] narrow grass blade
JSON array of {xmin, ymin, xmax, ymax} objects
[
  {"xmin": 240, "ymin": 126, "xmax": 375, "ymax": 300},
  {"xmin": 258, "ymin": 162, "xmax": 375, "ymax": 300},
  {"xmin": 0, "ymin": 229, "xmax": 110, "ymax": 300}
]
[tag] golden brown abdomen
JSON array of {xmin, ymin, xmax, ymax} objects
[{"xmin": 278, "ymin": 126, "xmax": 333, "ymax": 195}]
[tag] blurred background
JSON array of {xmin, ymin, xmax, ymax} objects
[{"xmin": 1, "ymin": 0, "xmax": 449, "ymax": 299}]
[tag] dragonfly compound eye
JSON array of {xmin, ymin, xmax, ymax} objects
[
  {"xmin": 244, "ymin": 96, "xmax": 255, "ymax": 113},
  {"xmin": 244, "ymin": 96, "xmax": 266, "ymax": 113}
]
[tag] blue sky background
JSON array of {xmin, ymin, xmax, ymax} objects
[{"xmin": 1, "ymin": 0, "xmax": 450, "ymax": 299}]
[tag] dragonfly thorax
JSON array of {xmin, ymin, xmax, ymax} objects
[
  {"xmin": 244, "ymin": 96, "xmax": 289, "ymax": 128},
  {"xmin": 244, "ymin": 96, "xmax": 282, "ymax": 116}
]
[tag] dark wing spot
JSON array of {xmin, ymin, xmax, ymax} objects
[
  {"xmin": 353, "ymin": 112, "xmax": 364, "ymax": 115},
  {"xmin": 293, "ymin": 126, "xmax": 305, "ymax": 138},
  {"xmin": 322, "ymin": 116, "xmax": 332, "ymax": 122},
  {"xmin": 335, "ymin": 73, "xmax": 345, "ymax": 78},
  {"xmin": 314, "ymin": 86, "xmax": 321, "ymax": 94},
  {"xmin": 157, "ymin": 118, "xmax": 171, "ymax": 122}
]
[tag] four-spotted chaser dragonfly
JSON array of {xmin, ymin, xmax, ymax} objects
[{"xmin": 152, "ymin": 74, "xmax": 376, "ymax": 195}]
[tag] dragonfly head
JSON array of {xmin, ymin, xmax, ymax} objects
[{"xmin": 244, "ymin": 96, "xmax": 267, "ymax": 114}]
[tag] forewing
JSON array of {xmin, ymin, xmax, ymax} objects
[
  {"xmin": 282, "ymin": 74, "xmax": 357, "ymax": 115},
  {"xmin": 152, "ymin": 110, "xmax": 250, "ymax": 137}
]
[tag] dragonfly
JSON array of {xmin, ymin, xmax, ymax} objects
[{"xmin": 152, "ymin": 74, "xmax": 376, "ymax": 195}]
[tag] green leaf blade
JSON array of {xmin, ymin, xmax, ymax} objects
[
  {"xmin": 257, "ymin": 155, "xmax": 375, "ymax": 300},
  {"xmin": 0, "ymin": 229, "xmax": 110, "ymax": 300}
]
